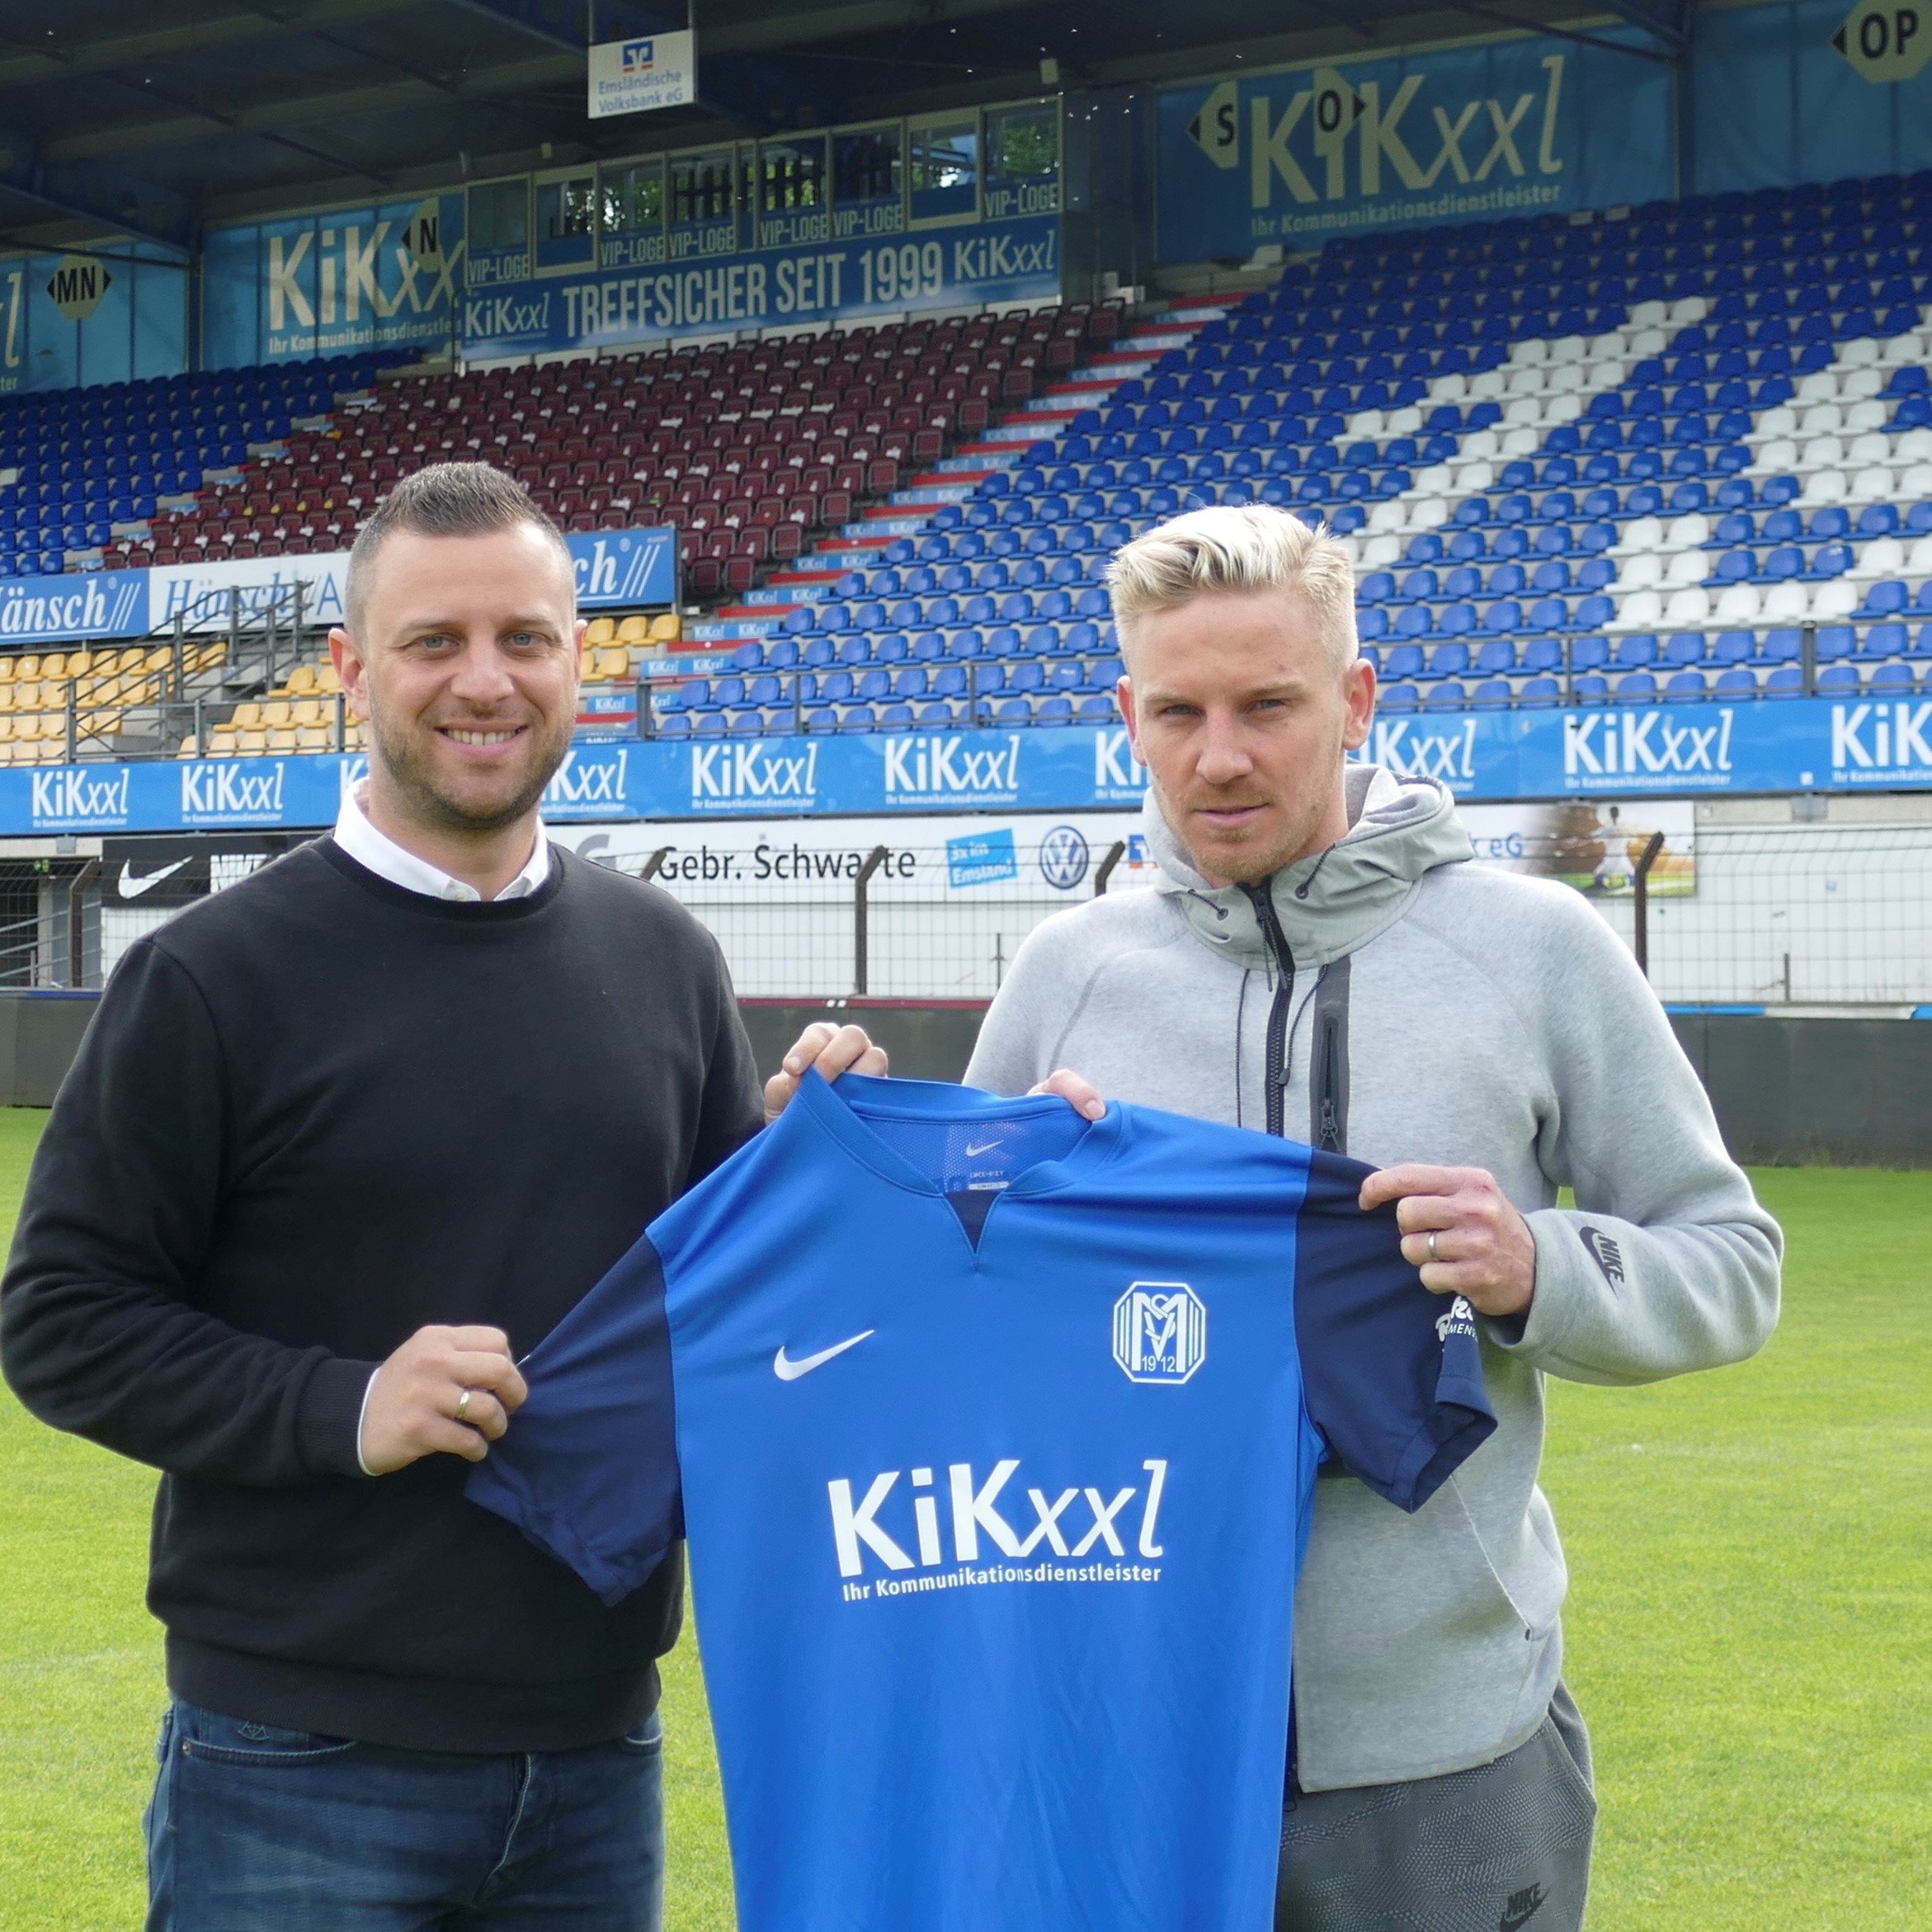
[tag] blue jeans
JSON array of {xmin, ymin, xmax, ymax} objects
[{"xmin": 144, "ymin": 1699, "xmax": 665, "ymax": 1931}]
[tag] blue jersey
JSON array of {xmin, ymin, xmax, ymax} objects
[{"xmin": 469, "ymin": 1072, "xmax": 1494, "ymax": 1932}]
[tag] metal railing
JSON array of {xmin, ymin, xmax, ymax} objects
[
  {"xmin": 601, "ymin": 821, "xmax": 1932, "ymax": 1012},
  {"xmin": 0, "ymin": 582, "xmax": 328, "ymax": 766}
]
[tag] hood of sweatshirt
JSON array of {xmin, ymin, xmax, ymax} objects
[{"xmin": 1143, "ymin": 763, "xmax": 1473, "ymax": 972}]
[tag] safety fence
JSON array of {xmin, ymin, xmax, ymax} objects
[
  {"xmin": 7, "ymin": 818, "xmax": 1928, "ymax": 1014},
  {"xmin": 614, "ymin": 821, "xmax": 1932, "ymax": 1012}
]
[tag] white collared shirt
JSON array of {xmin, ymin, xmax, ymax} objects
[
  {"xmin": 334, "ymin": 778, "xmax": 553, "ymax": 1472},
  {"xmin": 332, "ymin": 779, "xmax": 554, "ymax": 903}
]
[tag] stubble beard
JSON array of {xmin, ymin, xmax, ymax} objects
[{"xmin": 368, "ymin": 702, "xmax": 575, "ymax": 836}]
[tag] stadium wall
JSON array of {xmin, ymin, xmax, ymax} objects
[{"xmin": 3, "ymin": 987, "xmax": 1924, "ymax": 1165}]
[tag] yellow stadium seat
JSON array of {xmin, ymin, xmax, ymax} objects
[
  {"xmin": 291, "ymin": 699, "xmax": 326, "ymax": 729},
  {"xmin": 262, "ymin": 700, "xmax": 294, "ymax": 728},
  {"xmin": 40, "ymin": 653, "xmax": 66, "ymax": 680},
  {"xmin": 287, "ymin": 664, "xmax": 318, "ymax": 695},
  {"xmin": 295, "ymin": 725, "xmax": 331, "ymax": 752},
  {"xmin": 13, "ymin": 682, "xmax": 37, "ymax": 708},
  {"xmin": 314, "ymin": 662, "xmax": 342, "ymax": 694},
  {"xmin": 230, "ymin": 701, "xmax": 264, "ymax": 730},
  {"xmin": 266, "ymin": 727, "xmax": 299, "ymax": 754},
  {"xmin": 584, "ymin": 616, "xmax": 617, "ymax": 647},
  {"xmin": 66, "ymin": 652, "xmax": 92, "ymax": 677},
  {"xmin": 206, "ymin": 727, "xmax": 238, "ymax": 758},
  {"xmin": 16, "ymin": 655, "xmax": 40, "ymax": 680},
  {"xmin": 178, "ymin": 734, "xmax": 201, "ymax": 756},
  {"xmin": 648, "ymin": 612, "xmax": 681, "ymax": 643},
  {"xmin": 615, "ymin": 615, "xmax": 652, "ymax": 644},
  {"xmin": 238, "ymin": 728, "xmax": 268, "ymax": 756},
  {"xmin": 0, "ymin": 659, "xmax": 14, "ymax": 685},
  {"xmin": 145, "ymin": 647, "xmax": 170, "ymax": 671}
]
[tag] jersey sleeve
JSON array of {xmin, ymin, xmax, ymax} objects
[
  {"xmin": 1292, "ymin": 1153, "xmax": 1496, "ymax": 1512},
  {"xmin": 464, "ymin": 1233, "xmax": 681, "ymax": 1608}
]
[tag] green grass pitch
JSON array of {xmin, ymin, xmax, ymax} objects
[{"xmin": 0, "ymin": 1105, "xmax": 1925, "ymax": 1929}]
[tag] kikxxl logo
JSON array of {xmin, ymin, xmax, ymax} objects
[
  {"xmin": 31, "ymin": 766, "xmax": 130, "ymax": 825},
  {"xmin": 544, "ymin": 746, "xmax": 631, "ymax": 814},
  {"xmin": 181, "ymin": 761, "xmax": 287, "ymax": 820},
  {"xmin": 690, "ymin": 740, "xmax": 818, "ymax": 803},
  {"xmin": 827, "ymin": 1457, "xmax": 1171, "ymax": 1579},
  {"xmin": 883, "ymin": 733, "xmax": 1020, "ymax": 797}
]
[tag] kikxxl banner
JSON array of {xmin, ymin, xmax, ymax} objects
[
  {"xmin": 0, "ymin": 698, "xmax": 1921, "ymax": 836},
  {"xmin": 1157, "ymin": 31, "xmax": 1674, "ymax": 260}
]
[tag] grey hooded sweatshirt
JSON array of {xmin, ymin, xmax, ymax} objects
[{"xmin": 965, "ymin": 764, "xmax": 1782, "ymax": 1792}]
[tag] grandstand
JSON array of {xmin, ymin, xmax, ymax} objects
[
  {"xmin": 655, "ymin": 174, "xmax": 1932, "ymax": 738},
  {"xmin": 6, "ymin": 177, "xmax": 1932, "ymax": 753}
]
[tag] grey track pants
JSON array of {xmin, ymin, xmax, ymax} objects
[{"xmin": 1275, "ymin": 1684, "xmax": 1597, "ymax": 1932}]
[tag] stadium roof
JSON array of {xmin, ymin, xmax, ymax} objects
[{"xmin": 0, "ymin": 0, "xmax": 1686, "ymax": 253}]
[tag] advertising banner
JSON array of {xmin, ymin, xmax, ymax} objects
[
  {"xmin": 550, "ymin": 810, "xmax": 1157, "ymax": 901},
  {"xmin": 0, "ymin": 246, "xmax": 189, "ymax": 397},
  {"xmin": 200, "ymin": 191, "xmax": 466, "ymax": 370},
  {"xmin": 459, "ymin": 214, "xmax": 1061, "ymax": 360},
  {"xmin": 0, "ymin": 526, "xmax": 677, "ymax": 647},
  {"xmin": 1156, "ymin": 34, "xmax": 1674, "ymax": 260},
  {"xmin": 588, "ymin": 31, "xmax": 696, "ymax": 119},
  {"xmin": 1695, "ymin": 0, "xmax": 1932, "ymax": 195},
  {"xmin": 0, "ymin": 700, "xmax": 1917, "ymax": 837}
]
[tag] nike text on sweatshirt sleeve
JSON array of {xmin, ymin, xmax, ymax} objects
[
  {"xmin": 1495, "ymin": 892, "xmax": 1783, "ymax": 1386},
  {"xmin": 0, "ymin": 940, "xmax": 376, "ymax": 1482}
]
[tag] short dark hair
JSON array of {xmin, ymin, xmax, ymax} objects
[{"xmin": 344, "ymin": 462, "xmax": 573, "ymax": 635}]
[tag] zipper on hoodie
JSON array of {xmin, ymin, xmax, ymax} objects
[{"xmin": 1240, "ymin": 881, "xmax": 1296, "ymax": 1138}]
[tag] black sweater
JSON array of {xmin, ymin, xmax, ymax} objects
[{"xmin": 0, "ymin": 839, "xmax": 763, "ymax": 1752}]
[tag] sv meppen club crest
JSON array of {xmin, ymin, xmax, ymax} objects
[{"xmin": 1112, "ymin": 1283, "xmax": 1208, "ymax": 1385}]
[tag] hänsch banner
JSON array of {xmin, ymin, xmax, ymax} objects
[
  {"xmin": 0, "ymin": 527, "xmax": 676, "ymax": 647},
  {"xmin": 1156, "ymin": 33, "xmax": 1674, "ymax": 260},
  {"xmin": 0, "ymin": 700, "xmax": 1920, "ymax": 835}
]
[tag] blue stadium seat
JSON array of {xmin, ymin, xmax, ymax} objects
[
  {"xmin": 1379, "ymin": 682, "xmax": 1421, "ymax": 710},
  {"xmin": 1614, "ymin": 672, "xmax": 1659, "ymax": 704},
  {"xmin": 1869, "ymin": 662, "xmax": 1919, "ymax": 693},
  {"xmin": 1664, "ymin": 670, "xmax": 1708, "ymax": 701},
  {"xmin": 1518, "ymin": 676, "xmax": 1562, "ymax": 707}
]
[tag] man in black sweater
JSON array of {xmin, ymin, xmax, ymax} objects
[{"xmin": 0, "ymin": 463, "xmax": 881, "ymax": 1930}]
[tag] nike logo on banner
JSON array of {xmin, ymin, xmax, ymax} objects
[
  {"xmin": 117, "ymin": 858, "xmax": 190, "ymax": 900},
  {"xmin": 773, "ymin": 1330, "xmax": 874, "ymax": 1381},
  {"xmin": 964, "ymin": 1140, "xmax": 1001, "ymax": 1157}
]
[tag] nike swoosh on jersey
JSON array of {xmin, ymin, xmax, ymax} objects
[
  {"xmin": 964, "ymin": 1140, "xmax": 1001, "ymax": 1157},
  {"xmin": 773, "ymin": 1330, "xmax": 874, "ymax": 1381},
  {"xmin": 117, "ymin": 858, "xmax": 191, "ymax": 900}
]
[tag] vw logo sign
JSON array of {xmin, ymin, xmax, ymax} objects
[{"xmin": 1038, "ymin": 823, "xmax": 1090, "ymax": 891}]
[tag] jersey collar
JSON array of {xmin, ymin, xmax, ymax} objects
[{"xmin": 790, "ymin": 1067, "xmax": 1126, "ymax": 1198}]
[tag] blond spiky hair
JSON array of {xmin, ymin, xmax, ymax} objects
[{"xmin": 1105, "ymin": 504, "xmax": 1359, "ymax": 673}]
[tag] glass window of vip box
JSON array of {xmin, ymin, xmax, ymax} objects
[
  {"xmin": 756, "ymin": 134, "xmax": 830, "ymax": 249},
  {"xmin": 535, "ymin": 168, "xmax": 597, "ymax": 273},
  {"xmin": 834, "ymin": 124, "xmax": 904, "ymax": 240},
  {"xmin": 983, "ymin": 100, "xmax": 1061, "ymax": 220},
  {"xmin": 909, "ymin": 113, "xmax": 979, "ymax": 226},
  {"xmin": 601, "ymin": 158, "xmax": 667, "ymax": 270},
  {"xmin": 467, "ymin": 178, "xmax": 530, "ymax": 287},
  {"xmin": 668, "ymin": 147, "xmax": 742, "ymax": 260}
]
